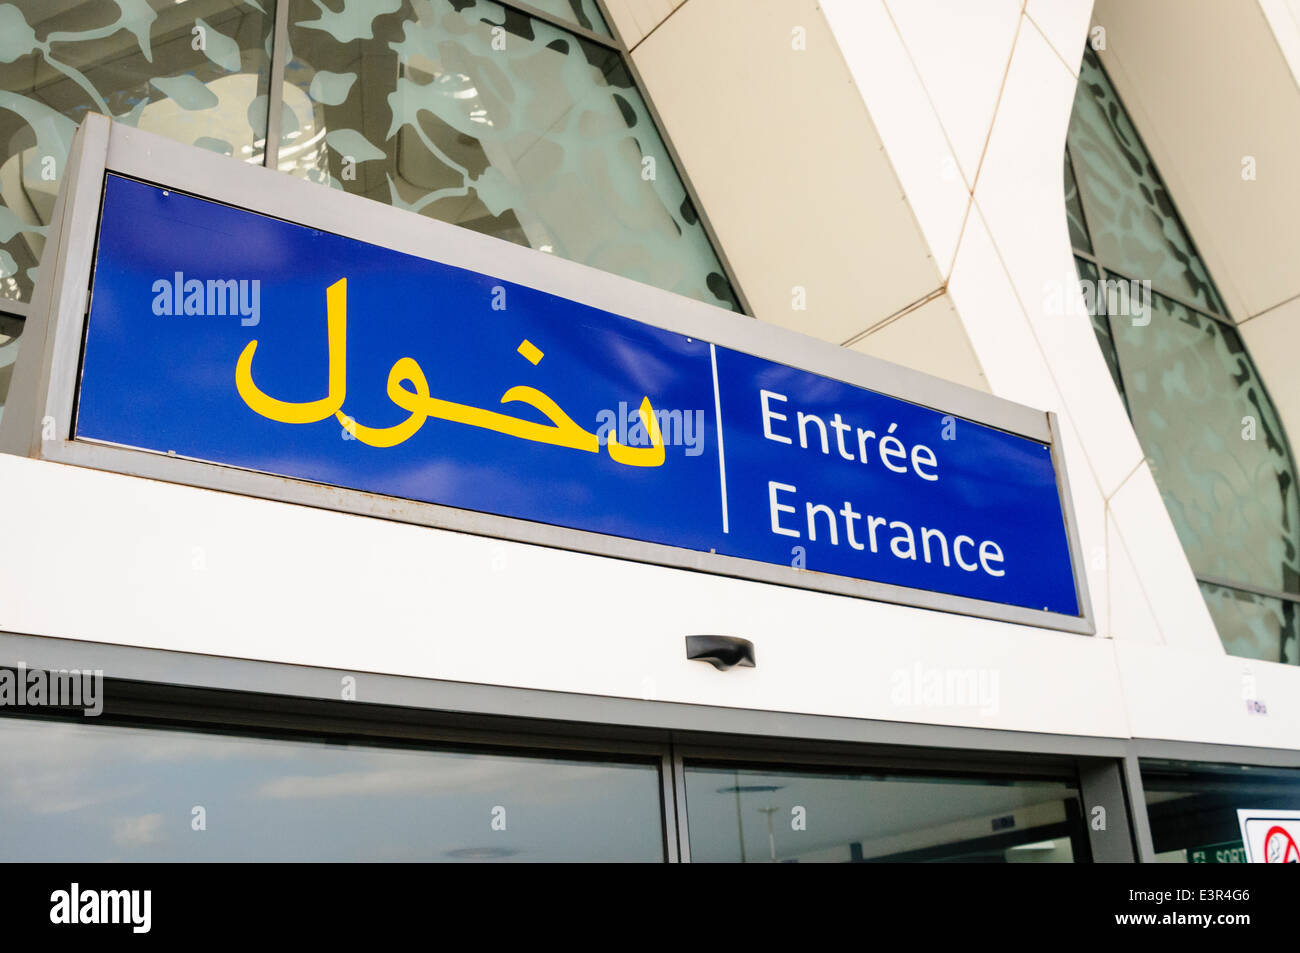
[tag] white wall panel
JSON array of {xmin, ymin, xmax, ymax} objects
[
  {"xmin": 821, "ymin": 0, "xmax": 970, "ymax": 278},
  {"xmin": 883, "ymin": 0, "xmax": 1023, "ymax": 186},
  {"xmin": 0, "ymin": 454, "xmax": 1128, "ymax": 738}
]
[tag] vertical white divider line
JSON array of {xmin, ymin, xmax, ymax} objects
[{"xmin": 710, "ymin": 343, "xmax": 729, "ymax": 534}]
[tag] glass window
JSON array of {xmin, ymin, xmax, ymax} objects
[
  {"xmin": 684, "ymin": 762, "xmax": 1086, "ymax": 863},
  {"xmin": 1107, "ymin": 285, "xmax": 1300, "ymax": 603},
  {"xmin": 1142, "ymin": 760, "xmax": 1300, "ymax": 863},
  {"xmin": 0, "ymin": 311, "xmax": 20, "ymax": 424},
  {"xmin": 1199, "ymin": 581, "xmax": 1298, "ymax": 665},
  {"xmin": 1065, "ymin": 44, "xmax": 1300, "ymax": 663},
  {"xmin": 518, "ymin": 0, "xmax": 611, "ymax": 37},
  {"xmin": 0, "ymin": 1, "xmax": 276, "ymax": 305},
  {"xmin": 1063, "ymin": 150, "xmax": 1092, "ymax": 254},
  {"xmin": 1068, "ymin": 46, "xmax": 1224, "ymax": 316},
  {"xmin": 283, "ymin": 0, "xmax": 740, "ymax": 311},
  {"xmin": 0, "ymin": 715, "xmax": 665, "ymax": 861}
]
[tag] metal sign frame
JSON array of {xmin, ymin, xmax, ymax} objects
[{"xmin": 0, "ymin": 115, "xmax": 1094, "ymax": 635}]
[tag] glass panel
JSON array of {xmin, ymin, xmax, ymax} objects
[
  {"xmin": 1142, "ymin": 760, "xmax": 1300, "ymax": 863},
  {"xmin": 1063, "ymin": 148, "xmax": 1091, "ymax": 253},
  {"xmin": 518, "ymin": 0, "xmax": 612, "ymax": 38},
  {"xmin": 1073, "ymin": 256, "xmax": 1126, "ymax": 406},
  {"xmin": 0, "ymin": 313, "xmax": 20, "ymax": 425},
  {"xmin": 685, "ymin": 762, "xmax": 1084, "ymax": 863},
  {"xmin": 1108, "ymin": 283, "xmax": 1300, "ymax": 598},
  {"xmin": 0, "ymin": 0, "xmax": 275, "ymax": 304},
  {"xmin": 0, "ymin": 715, "xmax": 665, "ymax": 861},
  {"xmin": 1068, "ymin": 46, "xmax": 1225, "ymax": 315},
  {"xmin": 284, "ymin": 0, "xmax": 740, "ymax": 311},
  {"xmin": 1199, "ymin": 580, "xmax": 1299, "ymax": 665}
]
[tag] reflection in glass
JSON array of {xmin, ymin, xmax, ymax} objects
[
  {"xmin": 1107, "ymin": 285, "xmax": 1300, "ymax": 603},
  {"xmin": 0, "ymin": 313, "xmax": 20, "ymax": 425},
  {"xmin": 1066, "ymin": 46, "xmax": 1300, "ymax": 664},
  {"xmin": 1067, "ymin": 46, "xmax": 1225, "ymax": 315},
  {"xmin": 0, "ymin": 0, "xmax": 275, "ymax": 303},
  {"xmin": 685, "ymin": 763, "xmax": 1084, "ymax": 863},
  {"xmin": 0, "ymin": 715, "xmax": 665, "ymax": 861},
  {"xmin": 285, "ymin": 0, "xmax": 739, "ymax": 311},
  {"xmin": 1199, "ymin": 581, "xmax": 1298, "ymax": 666},
  {"xmin": 1142, "ymin": 760, "xmax": 1300, "ymax": 863},
  {"xmin": 519, "ymin": 0, "xmax": 612, "ymax": 37}
]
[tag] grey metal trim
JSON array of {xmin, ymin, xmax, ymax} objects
[
  {"xmin": 1048, "ymin": 411, "xmax": 1096, "ymax": 633},
  {"xmin": 658, "ymin": 750, "xmax": 680, "ymax": 862},
  {"xmin": 1078, "ymin": 758, "xmax": 1137, "ymax": 862},
  {"xmin": 261, "ymin": 0, "xmax": 291, "ymax": 170},
  {"xmin": 669, "ymin": 740, "xmax": 1084, "ymax": 779},
  {"xmin": 0, "ymin": 299, "xmax": 29, "ymax": 318},
  {"xmin": 17, "ymin": 116, "xmax": 1090, "ymax": 634},
  {"xmin": 0, "ymin": 629, "xmax": 1130, "ymax": 758},
  {"xmin": 99, "ymin": 683, "xmax": 675, "ymax": 760},
  {"xmin": 1194, "ymin": 574, "xmax": 1300, "ymax": 606},
  {"xmin": 1122, "ymin": 753, "xmax": 1158, "ymax": 862},
  {"xmin": 592, "ymin": 0, "xmax": 631, "ymax": 50},
  {"xmin": 503, "ymin": 0, "xmax": 621, "ymax": 49},
  {"xmin": 0, "ymin": 113, "xmax": 106, "ymax": 457},
  {"xmin": 1130, "ymin": 738, "xmax": 1300, "ymax": 770},
  {"xmin": 670, "ymin": 750, "xmax": 691, "ymax": 862}
]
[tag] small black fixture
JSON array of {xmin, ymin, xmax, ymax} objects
[{"xmin": 685, "ymin": 635, "xmax": 755, "ymax": 671}]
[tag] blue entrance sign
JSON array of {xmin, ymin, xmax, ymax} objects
[{"xmin": 76, "ymin": 175, "xmax": 1080, "ymax": 616}]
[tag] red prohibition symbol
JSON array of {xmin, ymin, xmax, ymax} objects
[{"xmin": 1263, "ymin": 825, "xmax": 1299, "ymax": 863}]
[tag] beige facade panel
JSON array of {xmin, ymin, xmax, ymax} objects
[{"xmin": 631, "ymin": 0, "xmax": 945, "ymax": 345}]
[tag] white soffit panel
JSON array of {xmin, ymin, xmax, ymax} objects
[
  {"xmin": 635, "ymin": 0, "xmax": 944, "ymax": 344},
  {"xmin": 1094, "ymin": 0, "xmax": 1300, "ymax": 320}
]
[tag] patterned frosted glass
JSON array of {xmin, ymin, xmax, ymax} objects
[
  {"xmin": 1108, "ymin": 285, "xmax": 1300, "ymax": 596},
  {"xmin": 1068, "ymin": 46, "xmax": 1225, "ymax": 315},
  {"xmin": 1200, "ymin": 581, "xmax": 1298, "ymax": 665},
  {"xmin": 1063, "ymin": 150, "xmax": 1091, "ymax": 253},
  {"xmin": 521, "ymin": 0, "xmax": 611, "ymax": 37},
  {"xmin": 0, "ymin": 311, "xmax": 19, "ymax": 425},
  {"xmin": 284, "ymin": 0, "xmax": 740, "ymax": 311},
  {"xmin": 0, "ymin": 1, "xmax": 275, "ymax": 304}
]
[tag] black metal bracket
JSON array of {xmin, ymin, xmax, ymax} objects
[{"xmin": 685, "ymin": 635, "xmax": 755, "ymax": 671}]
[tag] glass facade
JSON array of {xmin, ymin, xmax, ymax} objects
[
  {"xmin": 0, "ymin": 312, "xmax": 19, "ymax": 426},
  {"xmin": 0, "ymin": 693, "xmax": 1105, "ymax": 864},
  {"xmin": 0, "ymin": 714, "xmax": 665, "ymax": 861},
  {"xmin": 1065, "ymin": 45, "xmax": 1300, "ymax": 664},
  {"xmin": 282, "ymin": 0, "xmax": 737, "ymax": 311},
  {"xmin": 1142, "ymin": 759, "xmax": 1300, "ymax": 863},
  {"xmin": 684, "ymin": 762, "xmax": 1085, "ymax": 863},
  {"xmin": 0, "ymin": 0, "xmax": 276, "ymax": 306},
  {"xmin": 511, "ymin": 0, "xmax": 611, "ymax": 38}
]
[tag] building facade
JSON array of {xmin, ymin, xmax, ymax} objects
[{"xmin": 0, "ymin": 0, "xmax": 1298, "ymax": 862}]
